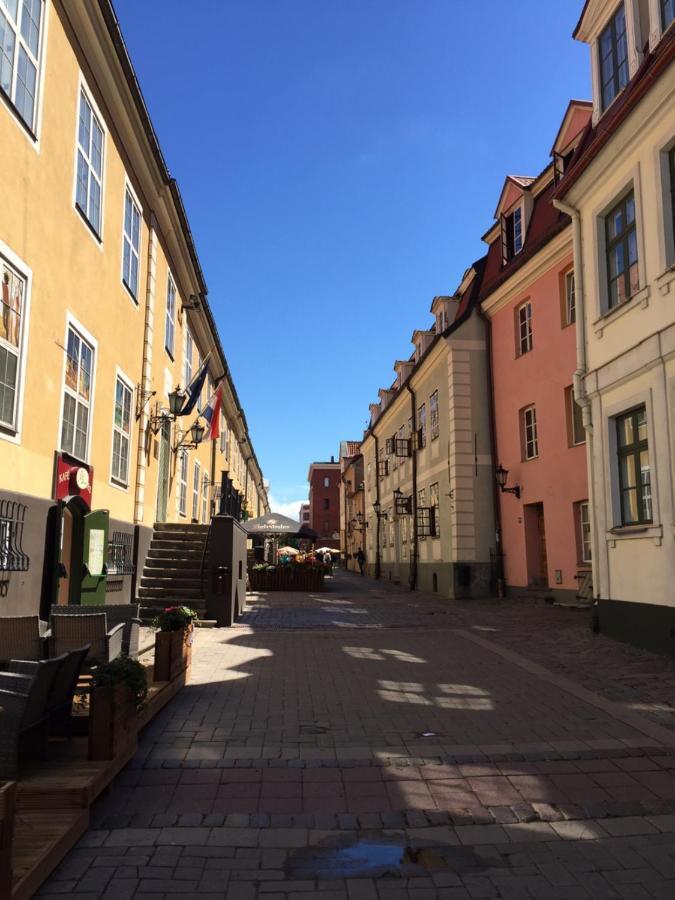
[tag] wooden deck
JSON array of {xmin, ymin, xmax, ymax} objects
[{"xmin": 6, "ymin": 664, "xmax": 189, "ymax": 899}]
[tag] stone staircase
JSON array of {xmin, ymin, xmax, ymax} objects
[{"xmin": 137, "ymin": 522, "xmax": 209, "ymax": 623}]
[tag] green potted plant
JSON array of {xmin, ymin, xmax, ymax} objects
[
  {"xmin": 89, "ymin": 656, "xmax": 147, "ymax": 761},
  {"xmin": 153, "ymin": 605, "xmax": 197, "ymax": 682}
]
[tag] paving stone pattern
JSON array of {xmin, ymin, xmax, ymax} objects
[{"xmin": 39, "ymin": 571, "xmax": 675, "ymax": 898}]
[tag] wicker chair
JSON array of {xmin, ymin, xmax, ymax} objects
[
  {"xmin": 49, "ymin": 604, "xmax": 141, "ymax": 658},
  {"xmin": 49, "ymin": 613, "xmax": 124, "ymax": 664},
  {"xmin": 9, "ymin": 645, "xmax": 90, "ymax": 740},
  {"xmin": 0, "ymin": 615, "xmax": 49, "ymax": 662},
  {"xmin": 0, "ymin": 654, "xmax": 65, "ymax": 777}
]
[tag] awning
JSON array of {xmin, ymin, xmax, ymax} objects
[{"xmin": 243, "ymin": 513, "xmax": 319, "ymax": 540}]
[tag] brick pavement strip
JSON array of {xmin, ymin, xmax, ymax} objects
[{"xmin": 39, "ymin": 571, "xmax": 675, "ymax": 898}]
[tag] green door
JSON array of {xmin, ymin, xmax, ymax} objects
[
  {"xmin": 156, "ymin": 419, "xmax": 170, "ymax": 522},
  {"xmin": 80, "ymin": 509, "xmax": 109, "ymax": 605}
]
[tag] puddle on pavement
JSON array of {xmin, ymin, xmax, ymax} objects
[{"xmin": 287, "ymin": 838, "xmax": 487, "ymax": 879}]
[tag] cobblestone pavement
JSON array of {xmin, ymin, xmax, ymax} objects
[{"xmin": 39, "ymin": 571, "xmax": 675, "ymax": 899}]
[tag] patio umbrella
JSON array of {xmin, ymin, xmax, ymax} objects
[
  {"xmin": 314, "ymin": 547, "xmax": 338, "ymax": 555},
  {"xmin": 243, "ymin": 513, "xmax": 318, "ymax": 540},
  {"xmin": 277, "ymin": 546, "xmax": 299, "ymax": 556}
]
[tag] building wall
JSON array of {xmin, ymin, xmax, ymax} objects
[
  {"xmin": 308, "ymin": 464, "xmax": 340, "ymax": 547},
  {"xmin": 564, "ymin": 60, "xmax": 675, "ymax": 619},
  {"xmin": 486, "ymin": 234, "xmax": 589, "ymax": 599}
]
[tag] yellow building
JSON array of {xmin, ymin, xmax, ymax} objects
[{"xmin": 0, "ymin": 0, "xmax": 268, "ymax": 616}]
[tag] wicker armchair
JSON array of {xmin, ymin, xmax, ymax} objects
[
  {"xmin": 0, "ymin": 654, "xmax": 65, "ymax": 777},
  {"xmin": 49, "ymin": 604, "xmax": 141, "ymax": 658},
  {"xmin": 49, "ymin": 613, "xmax": 124, "ymax": 664},
  {"xmin": 0, "ymin": 615, "xmax": 49, "ymax": 662}
]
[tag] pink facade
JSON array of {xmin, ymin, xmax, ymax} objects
[{"xmin": 489, "ymin": 255, "xmax": 589, "ymax": 595}]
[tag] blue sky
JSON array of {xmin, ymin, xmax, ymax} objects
[{"xmin": 115, "ymin": 0, "xmax": 590, "ymax": 518}]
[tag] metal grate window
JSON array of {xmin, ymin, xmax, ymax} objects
[{"xmin": 0, "ymin": 499, "xmax": 29, "ymax": 572}]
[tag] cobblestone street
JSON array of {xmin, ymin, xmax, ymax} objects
[{"xmin": 40, "ymin": 572, "xmax": 675, "ymax": 899}]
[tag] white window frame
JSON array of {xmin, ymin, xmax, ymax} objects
[
  {"xmin": 430, "ymin": 390, "xmax": 439, "ymax": 441},
  {"xmin": 184, "ymin": 327, "xmax": 193, "ymax": 389},
  {"xmin": 418, "ymin": 403, "xmax": 427, "ymax": 448},
  {"xmin": 517, "ymin": 301, "xmax": 533, "ymax": 355},
  {"xmin": 165, "ymin": 272, "xmax": 176, "ymax": 358},
  {"xmin": 429, "ymin": 482, "xmax": 440, "ymax": 538},
  {"xmin": 0, "ymin": 0, "xmax": 47, "ymax": 135},
  {"xmin": 178, "ymin": 449, "xmax": 188, "ymax": 517},
  {"xmin": 109, "ymin": 368, "xmax": 133, "ymax": 489},
  {"xmin": 564, "ymin": 270, "xmax": 576, "ymax": 326},
  {"xmin": 656, "ymin": 137, "xmax": 675, "ymax": 271},
  {"xmin": 323, "ymin": 476, "xmax": 330, "ymax": 488},
  {"xmin": 579, "ymin": 501, "xmax": 592, "ymax": 563},
  {"xmin": 192, "ymin": 459, "xmax": 200, "ymax": 521},
  {"xmin": 73, "ymin": 78, "xmax": 106, "ymax": 242},
  {"xmin": 522, "ymin": 405, "xmax": 538, "ymax": 460},
  {"xmin": 58, "ymin": 315, "xmax": 97, "ymax": 464},
  {"xmin": 121, "ymin": 181, "xmax": 142, "ymax": 301},
  {"xmin": 0, "ymin": 241, "xmax": 32, "ymax": 444}
]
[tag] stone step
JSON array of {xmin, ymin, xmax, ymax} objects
[
  {"xmin": 146, "ymin": 548, "xmax": 205, "ymax": 560},
  {"xmin": 153, "ymin": 522, "xmax": 210, "ymax": 534},
  {"xmin": 143, "ymin": 561, "xmax": 204, "ymax": 575},
  {"xmin": 140, "ymin": 575, "xmax": 203, "ymax": 589},
  {"xmin": 137, "ymin": 585, "xmax": 204, "ymax": 600},
  {"xmin": 149, "ymin": 540, "xmax": 208, "ymax": 553}
]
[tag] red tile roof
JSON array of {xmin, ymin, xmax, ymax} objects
[{"xmin": 556, "ymin": 29, "xmax": 675, "ymax": 199}]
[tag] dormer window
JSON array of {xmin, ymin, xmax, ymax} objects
[
  {"xmin": 599, "ymin": 5, "xmax": 629, "ymax": 112},
  {"xmin": 503, "ymin": 206, "xmax": 523, "ymax": 262},
  {"xmin": 663, "ymin": 0, "xmax": 674, "ymax": 30}
]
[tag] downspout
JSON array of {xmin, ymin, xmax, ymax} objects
[
  {"xmin": 553, "ymin": 198, "xmax": 600, "ymax": 598},
  {"xmin": 406, "ymin": 383, "xmax": 418, "ymax": 592},
  {"xmin": 374, "ymin": 434, "xmax": 381, "ymax": 580},
  {"xmin": 476, "ymin": 303, "xmax": 504, "ymax": 597}
]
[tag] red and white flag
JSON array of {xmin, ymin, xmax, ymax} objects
[{"xmin": 202, "ymin": 384, "xmax": 223, "ymax": 440}]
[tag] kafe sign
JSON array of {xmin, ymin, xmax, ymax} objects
[{"xmin": 54, "ymin": 452, "xmax": 94, "ymax": 508}]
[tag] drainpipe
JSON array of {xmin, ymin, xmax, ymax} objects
[
  {"xmin": 374, "ymin": 434, "xmax": 381, "ymax": 580},
  {"xmin": 553, "ymin": 198, "xmax": 600, "ymax": 597},
  {"xmin": 476, "ymin": 303, "xmax": 505, "ymax": 597},
  {"xmin": 406, "ymin": 383, "xmax": 418, "ymax": 592}
]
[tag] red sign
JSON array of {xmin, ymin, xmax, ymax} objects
[{"xmin": 54, "ymin": 453, "xmax": 94, "ymax": 508}]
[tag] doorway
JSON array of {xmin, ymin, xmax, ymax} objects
[
  {"xmin": 524, "ymin": 502, "xmax": 548, "ymax": 588},
  {"xmin": 156, "ymin": 418, "xmax": 170, "ymax": 523}
]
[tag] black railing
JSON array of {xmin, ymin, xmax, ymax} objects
[{"xmin": 0, "ymin": 499, "xmax": 29, "ymax": 572}]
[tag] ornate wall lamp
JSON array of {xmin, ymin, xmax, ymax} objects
[{"xmin": 495, "ymin": 464, "xmax": 521, "ymax": 499}]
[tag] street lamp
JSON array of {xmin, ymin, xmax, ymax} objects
[
  {"xmin": 174, "ymin": 419, "xmax": 206, "ymax": 452},
  {"xmin": 495, "ymin": 464, "xmax": 520, "ymax": 499},
  {"xmin": 168, "ymin": 386, "xmax": 186, "ymax": 418}
]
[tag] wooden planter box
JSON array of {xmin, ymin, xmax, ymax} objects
[
  {"xmin": 154, "ymin": 625, "xmax": 193, "ymax": 682},
  {"xmin": 249, "ymin": 568, "xmax": 326, "ymax": 592},
  {"xmin": 89, "ymin": 683, "xmax": 138, "ymax": 761}
]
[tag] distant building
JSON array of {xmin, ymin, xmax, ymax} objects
[
  {"xmin": 308, "ymin": 459, "xmax": 341, "ymax": 549},
  {"xmin": 298, "ymin": 503, "xmax": 310, "ymax": 526},
  {"xmin": 339, "ymin": 442, "xmax": 364, "ymax": 570}
]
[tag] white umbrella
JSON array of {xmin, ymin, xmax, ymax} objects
[
  {"xmin": 314, "ymin": 547, "xmax": 337, "ymax": 555},
  {"xmin": 277, "ymin": 546, "xmax": 299, "ymax": 556}
]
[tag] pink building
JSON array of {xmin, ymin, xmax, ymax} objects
[{"xmin": 480, "ymin": 102, "xmax": 593, "ymax": 604}]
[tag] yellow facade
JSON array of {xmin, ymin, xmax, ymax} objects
[{"xmin": 0, "ymin": 1, "xmax": 267, "ymax": 613}]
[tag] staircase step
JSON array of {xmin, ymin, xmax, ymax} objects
[
  {"xmin": 150, "ymin": 538, "xmax": 207, "ymax": 549},
  {"xmin": 153, "ymin": 523, "xmax": 210, "ymax": 534},
  {"xmin": 138, "ymin": 586, "xmax": 204, "ymax": 599},
  {"xmin": 140, "ymin": 576, "xmax": 203, "ymax": 589}
]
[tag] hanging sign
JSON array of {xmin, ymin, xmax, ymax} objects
[{"xmin": 54, "ymin": 452, "xmax": 94, "ymax": 508}]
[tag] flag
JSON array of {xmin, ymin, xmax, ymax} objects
[
  {"xmin": 202, "ymin": 384, "xmax": 223, "ymax": 441},
  {"xmin": 180, "ymin": 358, "xmax": 209, "ymax": 416}
]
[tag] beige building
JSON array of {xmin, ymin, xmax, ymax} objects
[
  {"xmin": 0, "ymin": 0, "xmax": 267, "ymax": 615},
  {"xmin": 555, "ymin": 1, "xmax": 674, "ymax": 650},
  {"xmin": 360, "ymin": 268, "xmax": 496, "ymax": 597},
  {"xmin": 339, "ymin": 441, "xmax": 364, "ymax": 571}
]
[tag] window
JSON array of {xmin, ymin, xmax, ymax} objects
[
  {"xmin": 568, "ymin": 387, "xmax": 585, "ymax": 446},
  {"xmin": 221, "ymin": 419, "xmax": 230, "ymax": 459},
  {"xmin": 122, "ymin": 188, "xmax": 141, "ymax": 299},
  {"xmin": 192, "ymin": 461, "xmax": 200, "ymax": 521},
  {"xmin": 323, "ymin": 476, "xmax": 330, "ymax": 488},
  {"xmin": 503, "ymin": 206, "xmax": 523, "ymax": 261},
  {"xmin": 430, "ymin": 390, "xmax": 439, "ymax": 440},
  {"xmin": 418, "ymin": 403, "xmax": 426, "ymax": 448},
  {"xmin": 61, "ymin": 326, "xmax": 93, "ymax": 461},
  {"xmin": 669, "ymin": 146, "xmax": 675, "ymax": 255},
  {"xmin": 184, "ymin": 329, "xmax": 193, "ymax": 388},
  {"xmin": 111, "ymin": 376, "xmax": 132, "ymax": 486},
  {"xmin": 0, "ymin": 258, "xmax": 25, "ymax": 431},
  {"xmin": 664, "ymin": 0, "xmax": 675, "ymax": 31},
  {"xmin": 616, "ymin": 406, "xmax": 652, "ymax": 525},
  {"xmin": 522, "ymin": 406, "xmax": 538, "ymax": 460},
  {"xmin": 599, "ymin": 5, "xmax": 629, "ymax": 112},
  {"xmin": 0, "ymin": 517, "xmax": 10, "ymax": 570},
  {"xmin": 0, "ymin": 0, "xmax": 44, "ymax": 131},
  {"xmin": 564, "ymin": 271, "xmax": 576, "ymax": 326},
  {"xmin": 323, "ymin": 498, "xmax": 330, "ymax": 510},
  {"xmin": 417, "ymin": 488, "xmax": 426, "ymax": 540},
  {"xmin": 579, "ymin": 502, "xmax": 592, "ymax": 563},
  {"xmin": 605, "ymin": 190, "xmax": 638, "ymax": 308},
  {"xmin": 517, "ymin": 301, "xmax": 533, "ymax": 355},
  {"xmin": 430, "ymin": 482, "xmax": 440, "ymax": 537},
  {"xmin": 178, "ymin": 450, "xmax": 188, "ymax": 516},
  {"xmin": 75, "ymin": 89, "xmax": 104, "ymax": 236},
  {"xmin": 165, "ymin": 273, "xmax": 176, "ymax": 357}
]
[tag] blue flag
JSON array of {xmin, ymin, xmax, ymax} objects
[{"xmin": 180, "ymin": 359, "xmax": 209, "ymax": 416}]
